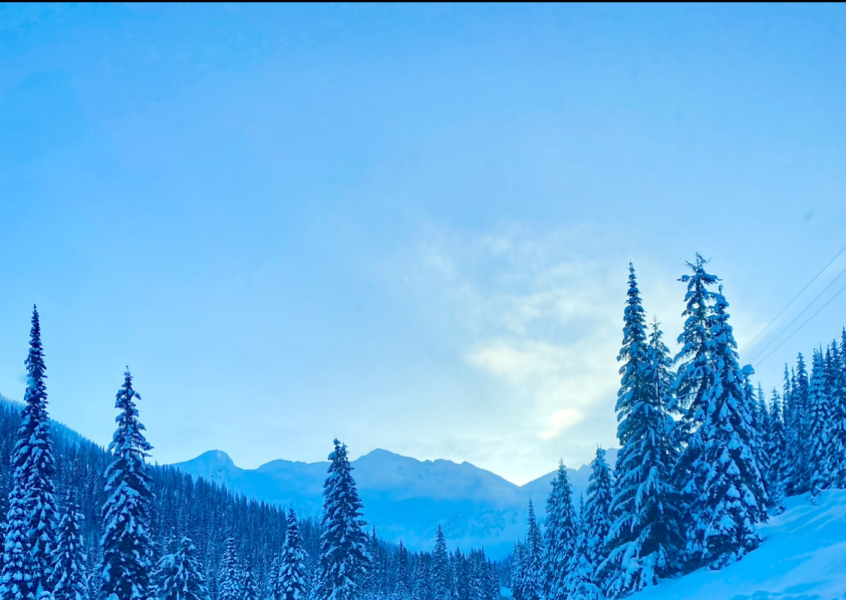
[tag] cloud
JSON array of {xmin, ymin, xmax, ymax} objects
[{"xmin": 392, "ymin": 222, "xmax": 764, "ymax": 483}]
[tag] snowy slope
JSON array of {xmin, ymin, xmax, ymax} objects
[
  {"xmin": 172, "ymin": 448, "xmax": 616, "ymax": 557},
  {"xmin": 633, "ymin": 490, "xmax": 846, "ymax": 600}
]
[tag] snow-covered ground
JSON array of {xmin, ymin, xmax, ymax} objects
[{"xmin": 633, "ymin": 490, "xmax": 846, "ymax": 600}]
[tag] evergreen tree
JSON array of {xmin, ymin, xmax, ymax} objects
[
  {"xmin": 581, "ymin": 449, "xmax": 612, "ymax": 592},
  {"xmin": 1, "ymin": 483, "xmax": 40, "ymax": 600},
  {"xmin": 240, "ymin": 565, "xmax": 258, "ymax": 600},
  {"xmin": 765, "ymin": 390, "xmax": 786, "ymax": 514},
  {"xmin": 520, "ymin": 503, "xmax": 543, "ymax": 600},
  {"xmin": 318, "ymin": 440, "xmax": 369, "ymax": 600},
  {"xmin": 99, "ymin": 370, "xmax": 156, "ymax": 600},
  {"xmin": 483, "ymin": 561, "xmax": 498, "ymax": 600},
  {"xmin": 603, "ymin": 267, "xmax": 682, "ymax": 597},
  {"xmin": 509, "ymin": 544, "xmax": 524, "ymax": 600},
  {"xmin": 155, "ymin": 538, "xmax": 209, "ymax": 600},
  {"xmin": 543, "ymin": 463, "xmax": 577, "ymax": 600},
  {"xmin": 218, "ymin": 539, "xmax": 241, "ymax": 600},
  {"xmin": 0, "ymin": 474, "xmax": 7, "ymax": 577},
  {"xmin": 432, "ymin": 527, "xmax": 450, "ymax": 600},
  {"xmin": 8, "ymin": 307, "xmax": 59, "ymax": 592},
  {"xmin": 563, "ymin": 521, "xmax": 599, "ymax": 600},
  {"xmin": 281, "ymin": 510, "xmax": 307, "ymax": 600},
  {"xmin": 832, "ymin": 333, "xmax": 846, "ymax": 487},
  {"xmin": 393, "ymin": 544, "xmax": 410, "ymax": 600},
  {"xmin": 785, "ymin": 356, "xmax": 811, "ymax": 496},
  {"xmin": 267, "ymin": 559, "xmax": 283, "ymax": 600},
  {"xmin": 808, "ymin": 349, "xmax": 834, "ymax": 502},
  {"xmin": 685, "ymin": 289, "xmax": 768, "ymax": 570},
  {"xmin": 51, "ymin": 497, "xmax": 88, "ymax": 600},
  {"xmin": 742, "ymin": 374, "xmax": 769, "ymax": 501},
  {"xmin": 671, "ymin": 255, "xmax": 719, "ymax": 449}
]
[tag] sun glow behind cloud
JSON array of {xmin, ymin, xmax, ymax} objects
[{"xmin": 392, "ymin": 223, "xmax": 702, "ymax": 483}]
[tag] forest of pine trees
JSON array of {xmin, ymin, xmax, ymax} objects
[
  {"xmin": 509, "ymin": 255, "xmax": 846, "ymax": 599},
  {"xmin": 2, "ymin": 253, "xmax": 846, "ymax": 600},
  {"xmin": 0, "ymin": 308, "xmax": 503, "ymax": 600}
]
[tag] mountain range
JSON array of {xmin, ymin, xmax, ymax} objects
[{"xmin": 171, "ymin": 447, "xmax": 617, "ymax": 558}]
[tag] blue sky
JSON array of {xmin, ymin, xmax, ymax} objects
[{"xmin": 1, "ymin": 3, "xmax": 845, "ymax": 484}]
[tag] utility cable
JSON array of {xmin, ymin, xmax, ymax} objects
[
  {"xmin": 754, "ymin": 277, "xmax": 846, "ymax": 368},
  {"xmin": 745, "ymin": 261, "xmax": 846, "ymax": 365},
  {"xmin": 740, "ymin": 242, "xmax": 846, "ymax": 354}
]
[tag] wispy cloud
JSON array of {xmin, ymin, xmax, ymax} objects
[{"xmin": 400, "ymin": 223, "xmax": 699, "ymax": 482}]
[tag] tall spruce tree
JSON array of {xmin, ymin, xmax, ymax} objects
[
  {"xmin": 267, "ymin": 559, "xmax": 283, "ymax": 600},
  {"xmin": 786, "ymin": 356, "xmax": 811, "ymax": 495},
  {"xmin": 218, "ymin": 539, "xmax": 241, "ymax": 600},
  {"xmin": 432, "ymin": 527, "xmax": 450, "ymax": 600},
  {"xmin": 280, "ymin": 510, "xmax": 307, "ymax": 600},
  {"xmin": 51, "ymin": 496, "xmax": 88, "ymax": 600},
  {"xmin": 318, "ymin": 440, "xmax": 369, "ymax": 600},
  {"xmin": 520, "ymin": 502, "xmax": 543, "ymax": 600},
  {"xmin": 240, "ymin": 566, "xmax": 258, "ymax": 600},
  {"xmin": 7, "ymin": 307, "xmax": 59, "ymax": 593},
  {"xmin": 808, "ymin": 349, "xmax": 834, "ymax": 502},
  {"xmin": 100, "ymin": 370, "xmax": 156, "ymax": 600},
  {"xmin": 510, "ymin": 543, "xmax": 525, "ymax": 600},
  {"xmin": 1, "ymin": 483, "xmax": 40, "ymax": 600},
  {"xmin": 581, "ymin": 448, "xmax": 612, "ymax": 593},
  {"xmin": 543, "ymin": 463, "xmax": 577, "ymax": 600},
  {"xmin": 766, "ymin": 390, "xmax": 786, "ymax": 514},
  {"xmin": 603, "ymin": 266, "xmax": 682, "ymax": 597},
  {"xmin": 832, "ymin": 334, "xmax": 846, "ymax": 487},
  {"xmin": 563, "ymin": 519, "xmax": 599, "ymax": 600},
  {"xmin": 394, "ymin": 544, "xmax": 410, "ymax": 600},
  {"xmin": 155, "ymin": 538, "xmax": 209, "ymax": 600},
  {"xmin": 685, "ymin": 289, "xmax": 768, "ymax": 570},
  {"xmin": 0, "ymin": 473, "xmax": 7, "ymax": 577},
  {"xmin": 671, "ymin": 255, "xmax": 719, "ymax": 450}
]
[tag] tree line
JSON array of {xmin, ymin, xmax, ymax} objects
[
  {"xmin": 0, "ymin": 307, "xmax": 502, "ymax": 600},
  {"xmin": 509, "ymin": 255, "xmax": 846, "ymax": 600}
]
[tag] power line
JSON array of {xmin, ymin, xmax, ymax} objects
[
  {"xmin": 745, "ymin": 260, "xmax": 846, "ymax": 365},
  {"xmin": 754, "ymin": 277, "xmax": 846, "ymax": 368},
  {"xmin": 740, "ymin": 242, "xmax": 846, "ymax": 355}
]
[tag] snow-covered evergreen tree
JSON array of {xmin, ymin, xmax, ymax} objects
[
  {"xmin": 563, "ymin": 520, "xmax": 600, "ymax": 600},
  {"xmin": 393, "ymin": 544, "xmax": 410, "ymax": 600},
  {"xmin": 267, "ymin": 559, "xmax": 283, "ymax": 600},
  {"xmin": 281, "ymin": 510, "xmax": 307, "ymax": 600},
  {"xmin": 432, "ymin": 527, "xmax": 450, "ymax": 600},
  {"xmin": 240, "ymin": 565, "xmax": 258, "ymax": 600},
  {"xmin": 6, "ymin": 307, "xmax": 59, "ymax": 593},
  {"xmin": 808, "ymin": 349, "xmax": 834, "ymax": 502},
  {"xmin": 581, "ymin": 448, "xmax": 612, "ymax": 593},
  {"xmin": 520, "ymin": 502, "xmax": 543, "ymax": 600},
  {"xmin": 509, "ymin": 543, "xmax": 524, "ymax": 600},
  {"xmin": 765, "ymin": 389, "xmax": 786, "ymax": 514},
  {"xmin": 318, "ymin": 440, "xmax": 369, "ymax": 600},
  {"xmin": 1, "ymin": 483, "xmax": 40, "ymax": 600},
  {"xmin": 741, "ymin": 371, "xmax": 769, "ymax": 500},
  {"xmin": 99, "ymin": 370, "xmax": 156, "ymax": 600},
  {"xmin": 832, "ymin": 333, "xmax": 846, "ymax": 487},
  {"xmin": 155, "ymin": 538, "xmax": 209, "ymax": 600},
  {"xmin": 603, "ymin": 267, "xmax": 682, "ymax": 597},
  {"xmin": 218, "ymin": 539, "xmax": 241, "ymax": 600},
  {"xmin": 543, "ymin": 463, "xmax": 577, "ymax": 600},
  {"xmin": 671, "ymin": 255, "xmax": 718, "ymax": 452},
  {"xmin": 51, "ymin": 496, "xmax": 88, "ymax": 600},
  {"xmin": 684, "ymin": 288, "xmax": 768, "ymax": 570},
  {"xmin": 785, "ymin": 356, "xmax": 810, "ymax": 496}
]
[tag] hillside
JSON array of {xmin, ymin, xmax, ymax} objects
[
  {"xmin": 172, "ymin": 447, "xmax": 617, "ymax": 557},
  {"xmin": 632, "ymin": 490, "xmax": 846, "ymax": 600}
]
